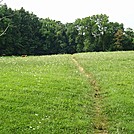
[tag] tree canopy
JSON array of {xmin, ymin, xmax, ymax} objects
[{"xmin": 0, "ymin": 4, "xmax": 134, "ymax": 56}]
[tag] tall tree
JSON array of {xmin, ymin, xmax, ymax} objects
[
  {"xmin": 40, "ymin": 18, "xmax": 63, "ymax": 54},
  {"xmin": 0, "ymin": 4, "xmax": 13, "ymax": 55},
  {"xmin": 40, "ymin": 18, "xmax": 71, "ymax": 55},
  {"xmin": 90, "ymin": 14, "xmax": 109, "ymax": 51},
  {"xmin": 65, "ymin": 23, "xmax": 77, "ymax": 53},
  {"xmin": 123, "ymin": 28, "xmax": 134, "ymax": 50},
  {"xmin": 74, "ymin": 18, "xmax": 85, "ymax": 52},
  {"xmin": 113, "ymin": 29, "xmax": 124, "ymax": 50},
  {"xmin": 0, "ymin": 1, "xmax": 10, "ymax": 37}
]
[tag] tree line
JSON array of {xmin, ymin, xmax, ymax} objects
[{"xmin": 0, "ymin": 4, "xmax": 134, "ymax": 56}]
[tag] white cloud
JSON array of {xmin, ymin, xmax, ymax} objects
[{"xmin": 3, "ymin": 0, "xmax": 134, "ymax": 29}]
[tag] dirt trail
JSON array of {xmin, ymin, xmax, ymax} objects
[{"xmin": 72, "ymin": 56, "xmax": 108, "ymax": 134}]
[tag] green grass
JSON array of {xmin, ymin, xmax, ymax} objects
[
  {"xmin": 0, "ymin": 51, "xmax": 134, "ymax": 133},
  {"xmin": 73, "ymin": 51, "xmax": 134, "ymax": 133},
  {"xmin": 0, "ymin": 55, "xmax": 92, "ymax": 134}
]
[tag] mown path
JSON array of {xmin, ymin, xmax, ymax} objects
[{"xmin": 72, "ymin": 56, "xmax": 108, "ymax": 134}]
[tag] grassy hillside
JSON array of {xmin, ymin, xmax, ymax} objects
[
  {"xmin": 0, "ymin": 55, "xmax": 93, "ymax": 134},
  {"xmin": 0, "ymin": 51, "xmax": 134, "ymax": 133},
  {"xmin": 73, "ymin": 51, "xmax": 134, "ymax": 133}
]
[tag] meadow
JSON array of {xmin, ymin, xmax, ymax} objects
[
  {"xmin": 0, "ymin": 55, "xmax": 93, "ymax": 134},
  {"xmin": 73, "ymin": 51, "xmax": 134, "ymax": 133},
  {"xmin": 0, "ymin": 51, "xmax": 134, "ymax": 133}
]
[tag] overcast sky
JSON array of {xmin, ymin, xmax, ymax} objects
[{"xmin": 2, "ymin": 0, "xmax": 134, "ymax": 29}]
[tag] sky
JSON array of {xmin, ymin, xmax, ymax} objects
[{"xmin": 2, "ymin": 0, "xmax": 134, "ymax": 29}]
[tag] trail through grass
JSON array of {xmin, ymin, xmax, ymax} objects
[
  {"xmin": 73, "ymin": 51, "xmax": 134, "ymax": 133},
  {"xmin": 72, "ymin": 56, "xmax": 108, "ymax": 134},
  {"xmin": 0, "ymin": 51, "xmax": 134, "ymax": 134}
]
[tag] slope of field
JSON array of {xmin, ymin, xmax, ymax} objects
[
  {"xmin": 0, "ymin": 51, "xmax": 134, "ymax": 134},
  {"xmin": 73, "ymin": 51, "xmax": 134, "ymax": 133},
  {"xmin": 0, "ymin": 55, "xmax": 93, "ymax": 134}
]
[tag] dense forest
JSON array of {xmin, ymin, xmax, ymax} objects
[{"xmin": 0, "ymin": 4, "xmax": 134, "ymax": 56}]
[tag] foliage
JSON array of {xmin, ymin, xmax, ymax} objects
[
  {"xmin": 0, "ymin": 4, "xmax": 134, "ymax": 55},
  {"xmin": 113, "ymin": 29, "xmax": 124, "ymax": 50}
]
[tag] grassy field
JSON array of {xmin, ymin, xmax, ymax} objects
[
  {"xmin": 73, "ymin": 51, "xmax": 134, "ymax": 133},
  {"xmin": 0, "ymin": 55, "xmax": 93, "ymax": 134},
  {"xmin": 0, "ymin": 51, "xmax": 134, "ymax": 133}
]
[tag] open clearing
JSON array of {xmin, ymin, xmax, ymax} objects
[{"xmin": 0, "ymin": 51, "xmax": 134, "ymax": 133}]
